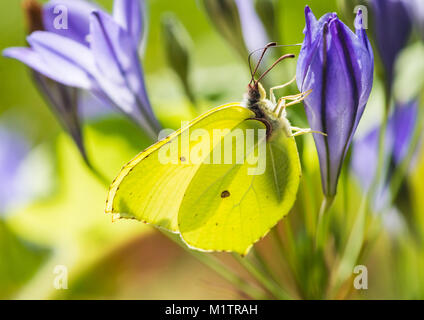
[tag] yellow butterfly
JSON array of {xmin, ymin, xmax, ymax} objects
[{"xmin": 106, "ymin": 43, "xmax": 320, "ymax": 255}]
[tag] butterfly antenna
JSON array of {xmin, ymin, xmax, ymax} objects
[
  {"xmin": 248, "ymin": 43, "xmax": 302, "ymax": 85},
  {"xmin": 249, "ymin": 42, "xmax": 277, "ymax": 85},
  {"xmin": 255, "ymin": 54, "xmax": 296, "ymax": 85}
]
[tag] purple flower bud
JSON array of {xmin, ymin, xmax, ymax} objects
[
  {"xmin": 296, "ymin": 6, "xmax": 374, "ymax": 197},
  {"xmin": 371, "ymin": 0, "xmax": 412, "ymax": 88}
]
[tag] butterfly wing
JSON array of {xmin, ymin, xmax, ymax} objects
[
  {"xmin": 105, "ymin": 104, "xmax": 255, "ymax": 232},
  {"xmin": 178, "ymin": 122, "xmax": 301, "ymax": 255}
]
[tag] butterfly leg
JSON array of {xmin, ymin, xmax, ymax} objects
[
  {"xmin": 274, "ymin": 89, "xmax": 312, "ymax": 111},
  {"xmin": 269, "ymin": 75, "xmax": 297, "ymax": 104},
  {"xmin": 274, "ymin": 95, "xmax": 303, "ymax": 116},
  {"xmin": 274, "ymin": 98, "xmax": 286, "ymax": 117},
  {"xmin": 291, "ymin": 126, "xmax": 327, "ymax": 137},
  {"xmin": 273, "ymin": 89, "xmax": 312, "ymax": 117},
  {"xmin": 284, "ymin": 89, "xmax": 312, "ymax": 105}
]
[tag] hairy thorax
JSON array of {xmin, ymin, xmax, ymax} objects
[{"xmin": 243, "ymin": 83, "xmax": 292, "ymax": 139}]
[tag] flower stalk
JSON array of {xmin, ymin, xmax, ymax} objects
[{"xmin": 315, "ymin": 195, "xmax": 335, "ymax": 250}]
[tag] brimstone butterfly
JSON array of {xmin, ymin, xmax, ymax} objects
[{"xmin": 105, "ymin": 43, "xmax": 319, "ymax": 255}]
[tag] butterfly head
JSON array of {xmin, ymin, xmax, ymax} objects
[{"xmin": 244, "ymin": 44, "xmax": 298, "ymax": 139}]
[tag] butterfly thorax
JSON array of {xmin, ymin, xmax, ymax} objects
[{"xmin": 243, "ymin": 82, "xmax": 292, "ymax": 139}]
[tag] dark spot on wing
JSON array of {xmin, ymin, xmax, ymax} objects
[
  {"xmin": 221, "ymin": 190, "xmax": 230, "ymax": 198},
  {"xmin": 180, "ymin": 156, "xmax": 186, "ymax": 162}
]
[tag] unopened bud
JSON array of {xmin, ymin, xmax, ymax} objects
[
  {"xmin": 161, "ymin": 13, "xmax": 196, "ymax": 104},
  {"xmin": 254, "ymin": 0, "xmax": 280, "ymax": 42},
  {"xmin": 22, "ymin": 0, "xmax": 44, "ymax": 33},
  {"xmin": 200, "ymin": 0, "xmax": 248, "ymax": 59}
]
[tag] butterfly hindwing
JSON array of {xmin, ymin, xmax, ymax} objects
[{"xmin": 178, "ymin": 123, "xmax": 301, "ymax": 255}]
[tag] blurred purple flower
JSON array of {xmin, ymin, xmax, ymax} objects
[
  {"xmin": 406, "ymin": 0, "xmax": 424, "ymax": 41},
  {"xmin": 352, "ymin": 101, "xmax": 419, "ymax": 208},
  {"xmin": 4, "ymin": 0, "xmax": 160, "ymax": 139},
  {"xmin": 296, "ymin": 7, "xmax": 374, "ymax": 197},
  {"xmin": 0, "ymin": 127, "xmax": 29, "ymax": 214},
  {"xmin": 201, "ymin": 0, "xmax": 269, "ymax": 60},
  {"xmin": 234, "ymin": 0, "xmax": 269, "ymax": 53},
  {"xmin": 391, "ymin": 102, "xmax": 419, "ymax": 164},
  {"xmin": 371, "ymin": 0, "xmax": 412, "ymax": 89}
]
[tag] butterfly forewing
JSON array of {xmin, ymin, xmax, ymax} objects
[{"xmin": 105, "ymin": 104, "xmax": 255, "ymax": 232}]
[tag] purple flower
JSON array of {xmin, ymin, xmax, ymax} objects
[
  {"xmin": 4, "ymin": 0, "xmax": 160, "ymax": 139},
  {"xmin": 12, "ymin": 0, "xmax": 89, "ymax": 161},
  {"xmin": 201, "ymin": 0, "xmax": 269, "ymax": 59},
  {"xmin": 352, "ymin": 101, "xmax": 419, "ymax": 208},
  {"xmin": 371, "ymin": 0, "xmax": 412, "ymax": 89},
  {"xmin": 296, "ymin": 7, "xmax": 374, "ymax": 197}
]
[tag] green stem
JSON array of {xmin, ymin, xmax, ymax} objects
[
  {"xmin": 329, "ymin": 195, "xmax": 368, "ymax": 298},
  {"xmin": 271, "ymin": 226, "xmax": 304, "ymax": 299},
  {"xmin": 182, "ymin": 79, "xmax": 197, "ymax": 107},
  {"xmin": 315, "ymin": 195, "xmax": 335, "ymax": 250},
  {"xmin": 163, "ymin": 232, "xmax": 265, "ymax": 299},
  {"xmin": 232, "ymin": 253, "xmax": 291, "ymax": 300},
  {"xmin": 251, "ymin": 247, "xmax": 281, "ymax": 287}
]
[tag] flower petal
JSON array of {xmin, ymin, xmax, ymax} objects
[
  {"xmin": 28, "ymin": 31, "xmax": 96, "ymax": 74},
  {"xmin": 113, "ymin": 0, "xmax": 144, "ymax": 48},
  {"xmin": 43, "ymin": 0, "xmax": 99, "ymax": 46},
  {"xmin": 89, "ymin": 10, "xmax": 159, "ymax": 136},
  {"xmin": 3, "ymin": 46, "xmax": 92, "ymax": 89}
]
